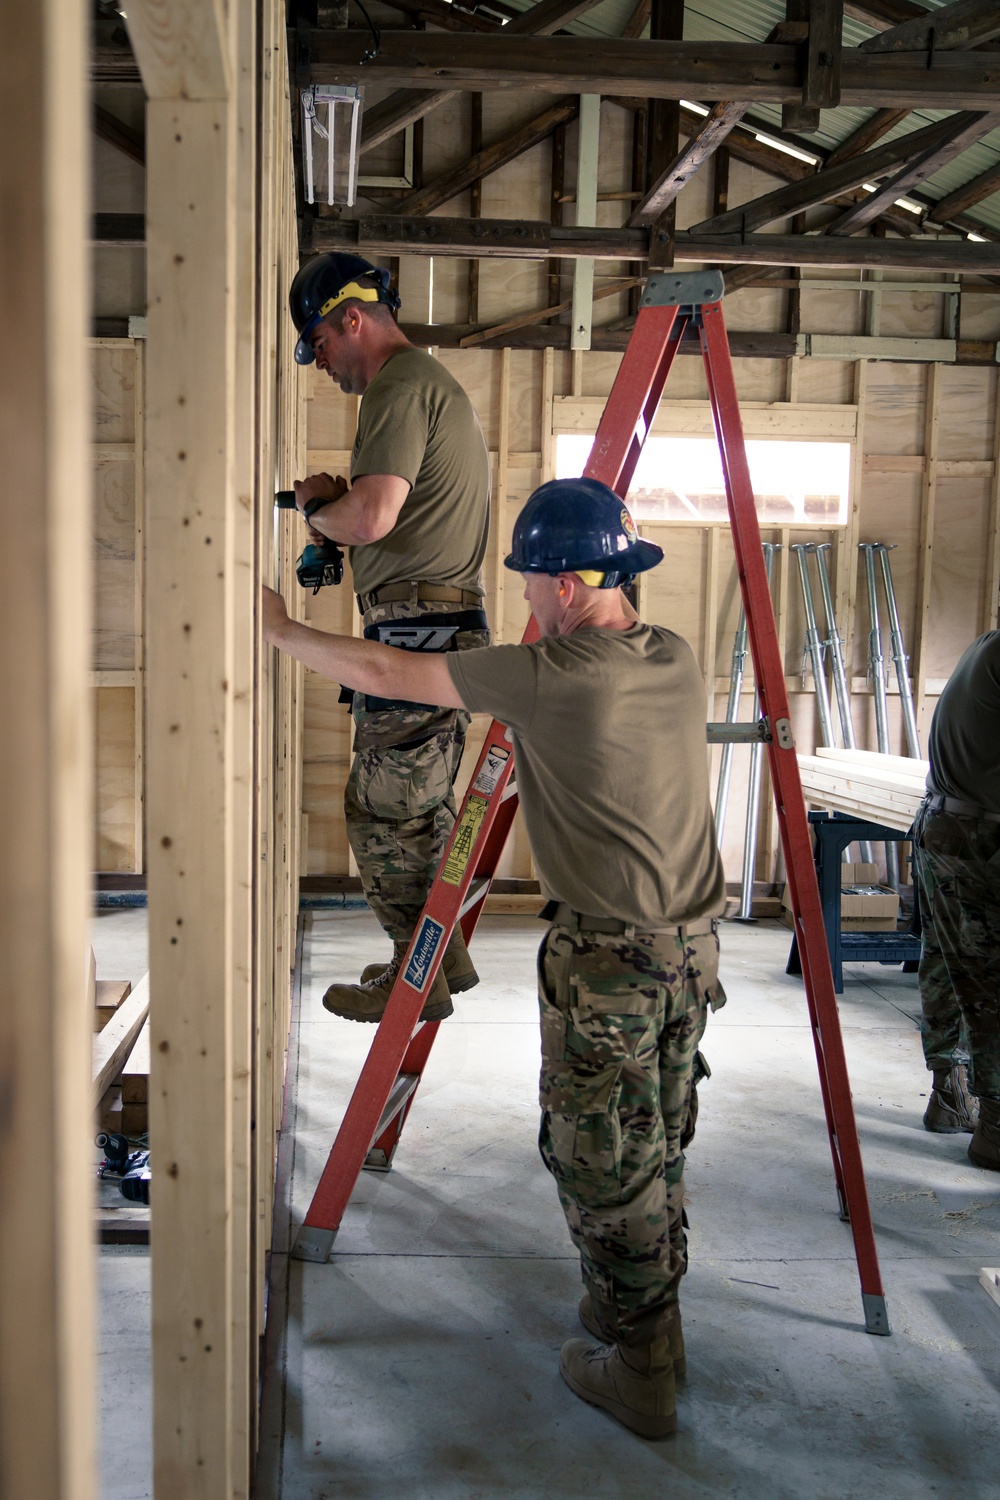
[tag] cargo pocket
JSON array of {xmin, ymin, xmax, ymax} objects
[{"xmin": 355, "ymin": 732, "xmax": 454, "ymax": 821}]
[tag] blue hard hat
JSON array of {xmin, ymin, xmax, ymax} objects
[
  {"xmin": 289, "ymin": 253, "xmax": 401, "ymax": 365},
  {"xmin": 505, "ymin": 478, "xmax": 663, "ymax": 587}
]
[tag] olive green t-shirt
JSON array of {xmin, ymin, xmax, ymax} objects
[
  {"xmin": 448, "ymin": 624, "xmax": 726, "ymax": 928},
  {"xmin": 349, "ymin": 347, "xmax": 490, "ymax": 598},
  {"xmin": 927, "ymin": 630, "xmax": 1000, "ymax": 813}
]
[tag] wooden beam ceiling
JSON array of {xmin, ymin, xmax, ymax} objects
[
  {"xmin": 827, "ymin": 109, "xmax": 1000, "ymax": 233},
  {"xmin": 310, "ymin": 213, "xmax": 1000, "ymax": 271},
  {"xmin": 308, "ymin": 33, "xmax": 1000, "ymax": 110},
  {"xmin": 857, "ymin": 0, "xmax": 1000, "ymax": 54}
]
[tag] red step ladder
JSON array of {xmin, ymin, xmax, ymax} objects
[{"xmin": 292, "ymin": 271, "xmax": 890, "ymax": 1338}]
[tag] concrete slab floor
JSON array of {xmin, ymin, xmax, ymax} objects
[
  {"xmin": 89, "ymin": 909, "xmax": 1000, "ymax": 1497},
  {"xmin": 259, "ymin": 912, "xmax": 1000, "ymax": 1500}
]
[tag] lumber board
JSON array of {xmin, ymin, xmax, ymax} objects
[
  {"xmin": 981, "ymin": 1267, "xmax": 1000, "ymax": 1312},
  {"xmin": 307, "ymin": 33, "xmax": 1000, "ymax": 111},
  {"xmin": 313, "ymin": 218, "xmax": 1000, "ymax": 273},
  {"xmin": 95, "ymin": 978, "xmax": 132, "ymax": 1033},
  {"xmin": 796, "ymin": 756, "xmax": 924, "ymax": 830},
  {"xmin": 91, "ymin": 972, "xmax": 149, "ymax": 1104},
  {"xmin": 121, "ymin": 1015, "xmax": 150, "ymax": 1105},
  {"xmin": 815, "ymin": 747, "xmax": 930, "ymax": 778}
]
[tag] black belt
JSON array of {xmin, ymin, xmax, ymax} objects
[
  {"xmin": 924, "ymin": 793, "xmax": 1000, "ymax": 823},
  {"xmin": 357, "ymin": 581, "xmax": 485, "ymax": 614},
  {"xmin": 541, "ymin": 899, "xmax": 717, "ymax": 939}
]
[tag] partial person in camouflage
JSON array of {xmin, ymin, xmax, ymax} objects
[
  {"xmin": 262, "ymin": 477, "xmax": 727, "ymax": 1438},
  {"xmin": 912, "ymin": 630, "xmax": 1000, "ymax": 1170},
  {"xmin": 286, "ymin": 253, "xmax": 491, "ymax": 1022},
  {"xmin": 538, "ymin": 921, "xmax": 723, "ymax": 1357}
]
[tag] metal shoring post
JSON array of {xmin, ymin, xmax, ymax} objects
[
  {"xmin": 814, "ymin": 543, "xmax": 874, "ymax": 863},
  {"xmin": 791, "ymin": 544, "xmax": 836, "ymax": 748},
  {"xmin": 736, "ymin": 542, "xmax": 779, "ymax": 920},
  {"xmin": 875, "ymin": 544, "xmax": 921, "ymax": 759},
  {"xmin": 714, "ymin": 600, "xmax": 749, "ymax": 842},
  {"xmin": 861, "ymin": 542, "xmax": 899, "ymax": 889}
]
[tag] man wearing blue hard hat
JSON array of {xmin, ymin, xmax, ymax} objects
[
  {"xmin": 287, "ymin": 252, "xmax": 491, "ymax": 1023},
  {"xmin": 263, "ymin": 476, "xmax": 726, "ymax": 1439}
]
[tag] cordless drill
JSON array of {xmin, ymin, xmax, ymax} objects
[{"xmin": 274, "ymin": 490, "xmax": 345, "ymax": 593}]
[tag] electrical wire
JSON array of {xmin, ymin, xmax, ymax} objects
[{"xmin": 353, "ymin": 0, "xmax": 381, "ymax": 63}]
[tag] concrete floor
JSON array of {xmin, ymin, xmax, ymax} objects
[{"xmin": 94, "ymin": 909, "xmax": 1000, "ymax": 1499}]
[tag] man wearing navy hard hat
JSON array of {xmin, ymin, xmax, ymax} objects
[
  {"xmin": 287, "ymin": 252, "xmax": 491, "ymax": 1024},
  {"xmin": 263, "ymin": 476, "xmax": 726, "ymax": 1439}
]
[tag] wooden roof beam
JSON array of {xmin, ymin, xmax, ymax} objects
[
  {"xmin": 688, "ymin": 114, "xmax": 960, "ymax": 237},
  {"xmin": 393, "ymin": 97, "xmax": 578, "ymax": 216},
  {"xmin": 928, "ymin": 159, "xmax": 1000, "ymax": 222},
  {"xmin": 828, "ymin": 109, "xmax": 1000, "ymax": 234},
  {"xmin": 94, "ymin": 104, "xmax": 145, "ymax": 167},
  {"xmin": 858, "ymin": 0, "xmax": 1000, "ymax": 54},
  {"xmin": 311, "ymin": 213, "xmax": 1000, "ymax": 270},
  {"xmin": 311, "ymin": 34, "xmax": 1000, "ymax": 111},
  {"xmin": 843, "ymin": 0, "xmax": 924, "ymax": 27},
  {"xmin": 627, "ymin": 101, "xmax": 749, "ymax": 226},
  {"xmin": 359, "ymin": 0, "xmax": 610, "ymax": 154}
]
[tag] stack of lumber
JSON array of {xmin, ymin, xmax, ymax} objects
[
  {"xmin": 93, "ymin": 971, "xmax": 150, "ymax": 1135},
  {"xmin": 796, "ymin": 747, "xmax": 929, "ymax": 833}
]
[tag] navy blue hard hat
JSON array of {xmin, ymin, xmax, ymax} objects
[
  {"xmin": 505, "ymin": 478, "xmax": 663, "ymax": 587},
  {"xmin": 289, "ymin": 253, "xmax": 401, "ymax": 365}
]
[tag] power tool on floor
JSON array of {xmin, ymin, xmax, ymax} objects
[{"xmin": 275, "ymin": 489, "xmax": 344, "ymax": 593}]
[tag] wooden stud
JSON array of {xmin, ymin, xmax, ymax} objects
[
  {"xmin": 468, "ymin": 94, "xmax": 483, "ymax": 324},
  {"xmin": 133, "ymin": 339, "xmax": 145, "ymax": 872},
  {"xmin": 703, "ymin": 526, "xmax": 720, "ymax": 715},
  {"xmin": 570, "ymin": 94, "xmax": 600, "ymax": 350},
  {"xmin": 494, "ymin": 348, "xmax": 511, "ymax": 642},
  {"xmin": 541, "ymin": 346, "xmax": 555, "ymax": 482},
  {"xmin": 0, "ymin": 0, "xmax": 96, "ymax": 1493}
]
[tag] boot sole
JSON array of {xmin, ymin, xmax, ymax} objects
[
  {"xmin": 925, "ymin": 1117, "xmax": 976, "ymax": 1135},
  {"xmin": 559, "ymin": 1362, "xmax": 677, "ymax": 1439},
  {"xmin": 968, "ymin": 1141, "xmax": 1000, "ymax": 1171},
  {"xmin": 359, "ymin": 966, "xmax": 480, "ymax": 995},
  {"xmin": 579, "ymin": 1302, "xmax": 686, "ymax": 1381},
  {"xmin": 323, "ymin": 999, "xmax": 454, "ymax": 1024}
]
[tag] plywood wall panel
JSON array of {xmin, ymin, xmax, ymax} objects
[
  {"xmin": 878, "ymin": 289, "xmax": 944, "ymax": 340},
  {"xmin": 92, "ymin": 342, "xmax": 135, "ymax": 443},
  {"xmin": 863, "ymin": 364, "xmax": 926, "ymax": 454},
  {"xmin": 928, "ymin": 476, "xmax": 992, "ymax": 678},
  {"xmin": 936, "ymin": 366, "xmax": 996, "ymax": 461},
  {"xmin": 94, "ymin": 686, "xmax": 136, "ymax": 872}
]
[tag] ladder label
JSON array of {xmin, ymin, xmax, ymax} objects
[
  {"xmin": 441, "ymin": 793, "xmax": 490, "ymax": 886},
  {"xmin": 471, "ymin": 745, "xmax": 510, "ymax": 797},
  {"xmin": 404, "ymin": 916, "xmax": 447, "ymax": 993}
]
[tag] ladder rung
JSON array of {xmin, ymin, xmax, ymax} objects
[
  {"xmin": 372, "ymin": 1072, "xmax": 420, "ymax": 1142},
  {"xmin": 458, "ymin": 876, "xmax": 491, "ymax": 918}
]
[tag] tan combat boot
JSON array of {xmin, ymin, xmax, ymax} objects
[
  {"xmin": 924, "ymin": 1065, "xmax": 979, "ymax": 1134},
  {"xmin": 578, "ymin": 1294, "xmax": 686, "ymax": 1379},
  {"xmin": 559, "ymin": 1336, "xmax": 676, "ymax": 1439},
  {"xmin": 360, "ymin": 927, "xmax": 480, "ymax": 994},
  {"xmin": 323, "ymin": 948, "xmax": 453, "ymax": 1024},
  {"xmin": 968, "ymin": 1096, "xmax": 1000, "ymax": 1171}
]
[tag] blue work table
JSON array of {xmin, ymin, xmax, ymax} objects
[{"xmin": 785, "ymin": 810, "xmax": 922, "ymax": 993}]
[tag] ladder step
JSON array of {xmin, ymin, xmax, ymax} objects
[
  {"xmin": 372, "ymin": 1071, "xmax": 420, "ymax": 1143},
  {"xmin": 458, "ymin": 876, "xmax": 491, "ymax": 919}
]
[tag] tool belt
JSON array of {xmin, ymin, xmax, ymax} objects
[
  {"xmin": 923, "ymin": 793, "xmax": 1000, "ymax": 823},
  {"xmin": 540, "ymin": 899, "xmax": 717, "ymax": 941},
  {"xmin": 356, "ymin": 580, "xmax": 485, "ymax": 615},
  {"xmin": 358, "ymin": 607, "xmax": 489, "ymax": 714}
]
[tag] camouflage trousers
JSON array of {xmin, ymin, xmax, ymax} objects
[
  {"xmin": 346, "ymin": 598, "xmax": 490, "ymax": 941},
  {"xmin": 913, "ymin": 800, "xmax": 1000, "ymax": 1100},
  {"xmin": 537, "ymin": 916, "xmax": 726, "ymax": 1348}
]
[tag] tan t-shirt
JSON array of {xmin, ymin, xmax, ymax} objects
[
  {"xmin": 350, "ymin": 347, "xmax": 490, "ymax": 598},
  {"xmin": 448, "ymin": 624, "xmax": 726, "ymax": 928}
]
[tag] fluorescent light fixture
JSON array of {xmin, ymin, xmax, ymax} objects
[
  {"xmin": 968, "ymin": 231, "xmax": 987, "ymax": 242},
  {"xmin": 301, "ymin": 85, "xmax": 363, "ymax": 207},
  {"xmin": 681, "ymin": 100, "xmax": 711, "ymax": 116},
  {"xmin": 894, "ymin": 197, "xmax": 923, "ymax": 213},
  {"xmin": 863, "ymin": 182, "xmax": 878, "ymax": 193},
  {"xmin": 753, "ymin": 132, "xmax": 819, "ymax": 165}
]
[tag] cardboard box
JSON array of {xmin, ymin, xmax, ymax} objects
[{"xmin": 781, "ymin": 863, "xmax": 899, "ymax": 931}]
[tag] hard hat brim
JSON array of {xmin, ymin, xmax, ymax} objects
[{"xmin": 504, "ymin": 535, "xmax": 664, "ymax": 576}]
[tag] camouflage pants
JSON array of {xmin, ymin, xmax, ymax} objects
[
  {"xmin": 913, "ymin": 801, "xmax": 1000, "ymax": 1100},
  {"xmin": 346, "ymin": 599, "xmax": 490, "ymax": 941},
  {"xmin": 537, "ymin": 918, "xmax": 726, "ymax": 1348}
]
